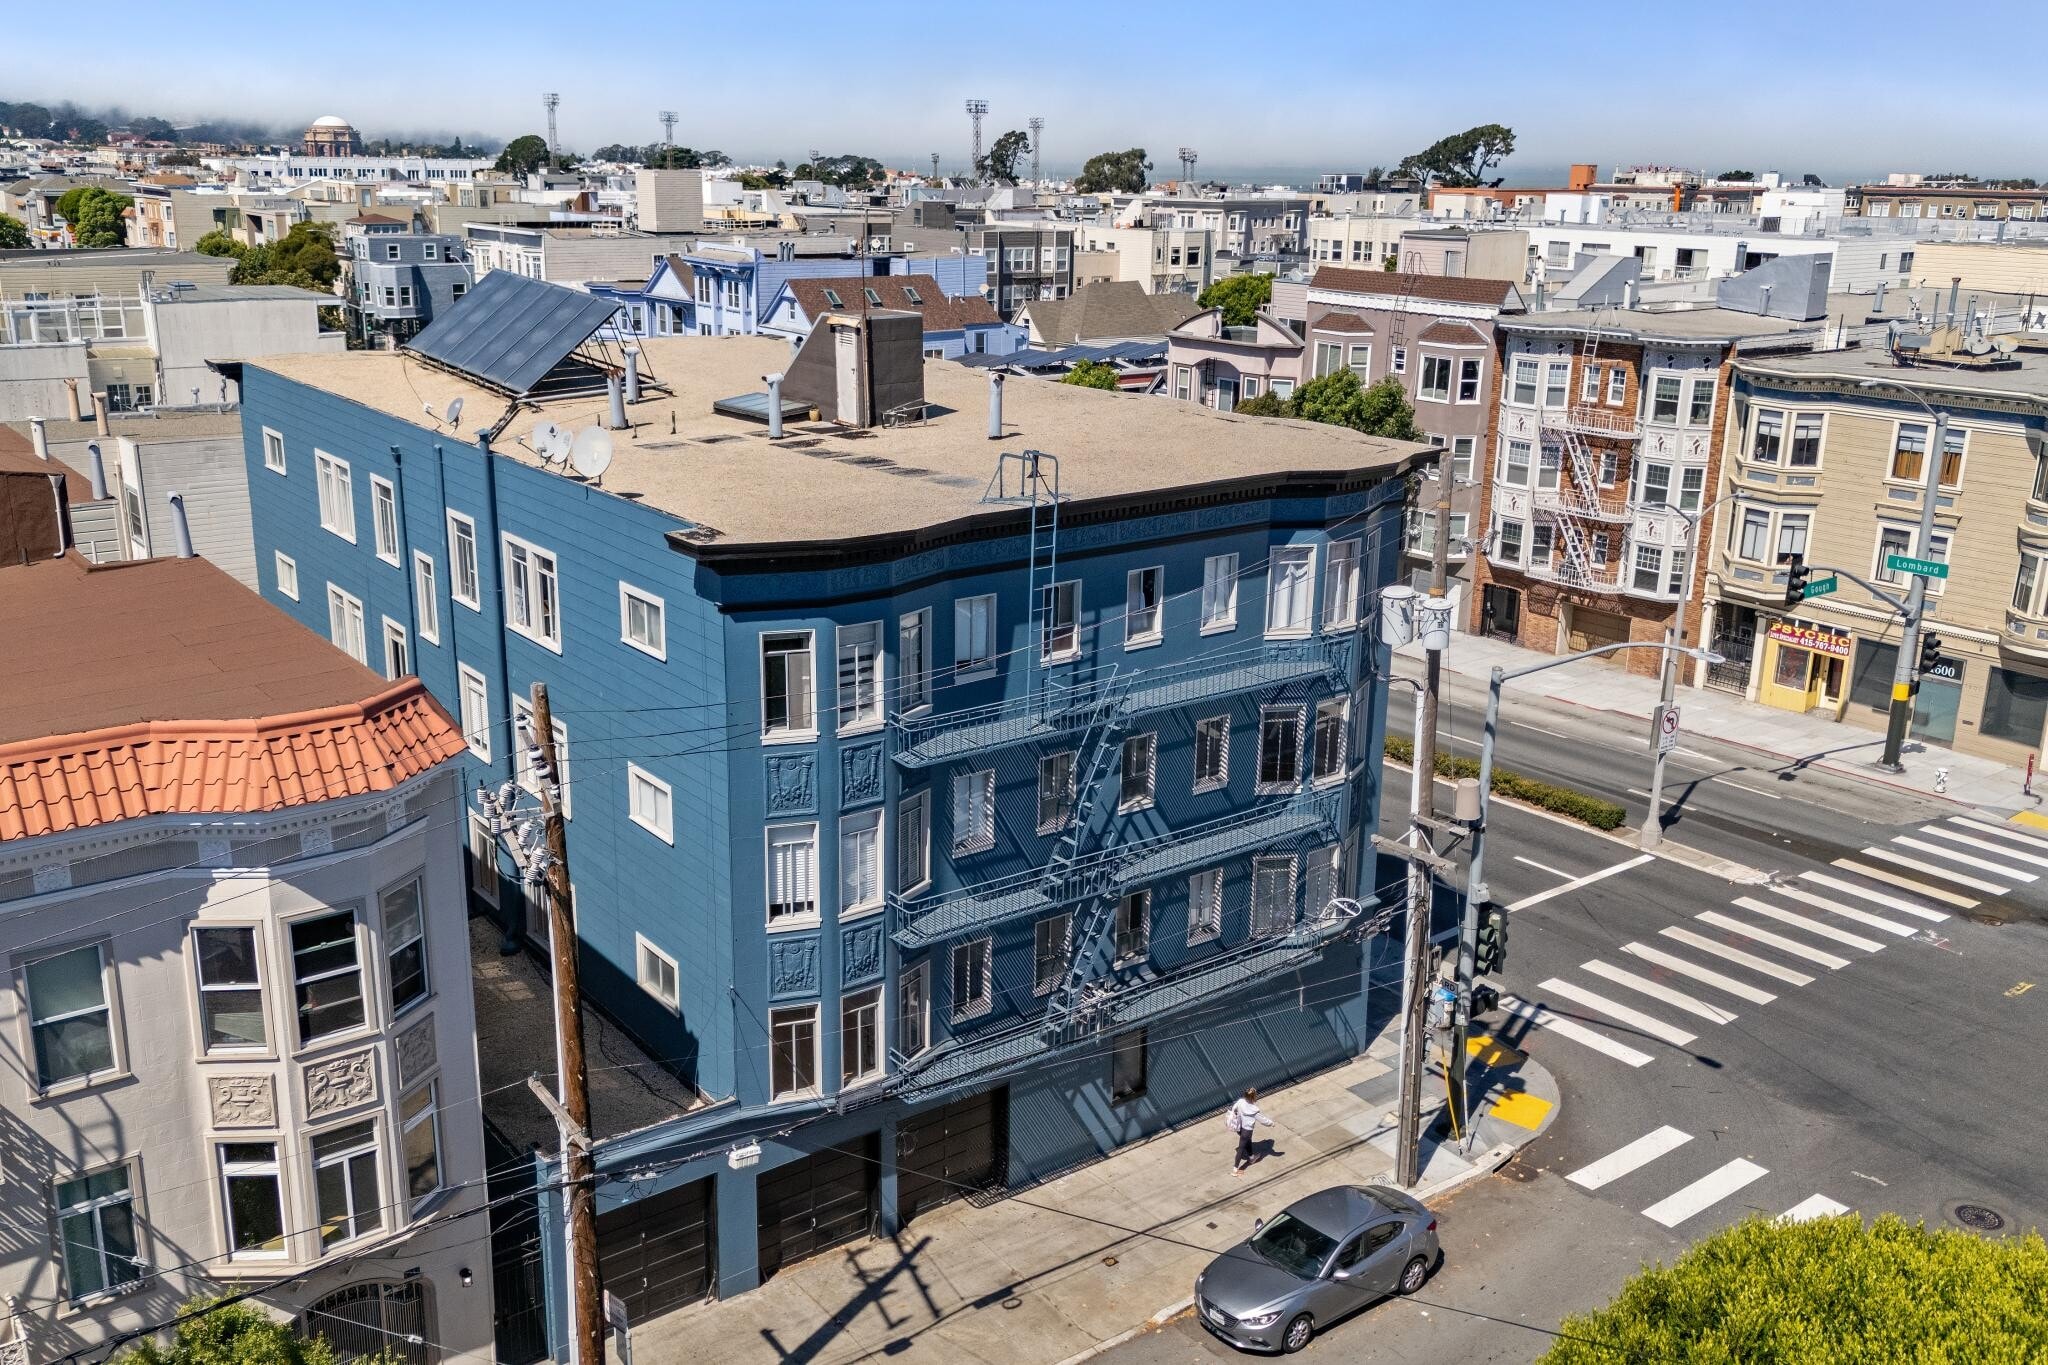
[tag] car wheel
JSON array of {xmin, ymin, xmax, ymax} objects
[
  {"xmin": 1398, "ymin": 1255, "xmax": 1429, "ymax": 1295},
  {"xmin": 1281, "ymin": 1313, "xmax": 1314, "ymax": 1354}
]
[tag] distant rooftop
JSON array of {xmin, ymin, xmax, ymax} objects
[
  {"xmin": 1505, "ymin": 305, "xmax": 1818, "ymax": 344},
  {"xmin": 1736, "ymin": 344, "xmax": 2048, "ymax": 402}
]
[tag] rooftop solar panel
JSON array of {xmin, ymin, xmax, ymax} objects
[{"xmin": 403, "ymin": 271, "xmax": 622, "ymax": 397}]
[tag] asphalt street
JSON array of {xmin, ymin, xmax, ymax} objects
[{"xmin": 1100, "ymin": 707, "xmax": 2048, "ymax": 1363}]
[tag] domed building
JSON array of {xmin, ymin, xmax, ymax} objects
[{"xmin": 302, "ymin": 115, "xmax": 359, "ymax": 157}]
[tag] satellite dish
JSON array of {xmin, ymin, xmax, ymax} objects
[
  {"xmin": 1994, "ymin": 336, "xmax": 2019, "ymax": 356},
  {"xmin": 570, "ymin": 426, "xmax": 614, "ymax": 480},
  {"xmin": 531, "ymin": 419, "xmax": 566, "ymax": 462},
  {"xmin": 444, "ymin": 396, "xmax": 464, "ymax": 429},
  {"xmin": 548, "ymin": 424, "xmax": 574, "ymax": 461}
]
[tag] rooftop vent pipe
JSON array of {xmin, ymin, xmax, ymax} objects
[
  {"xmin": 1622, "ymin": 279, "xmax": 1636, "ymax": 310},
  {"xmin": 1874, "ymin": 279, "xmax": 1887, "ymax": 311},
  {"xmin": 988, "ymin": 371, "xmax": 1005, "ymax": 439},
  {"xmin": 94, "ymin": 394, "xmax": 110, "ymax": 437},
  {"xmin": 605, "ymin": 373, "xmax": 626, "ymax": 430},
  {"xmin": 1948, "ymin": 276, "xmax": 1963, "ymax": 327},
  {"xmin": 765, "ymin": 372, "xmax": 785, "ymax": 438},
  {"xmin": 167, "ymin": 492, "xmax": 195, "ymax": 558},
  {"xmin": 63, "ymin": 378, "xmax": 81, "ymax": 422},
  {"xmin": 29, "ymin": 416, "xmax": 48, "ymax": 461},
  {"xmin": 624, "ymin": 345, "xmax": 641, "ymax": 404},
  {"xmin": 86, "ymin": 442, "xmax": 109, "ymax": 500}
]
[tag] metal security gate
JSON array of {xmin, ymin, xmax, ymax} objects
[
  {"xmin": 482, "ymin": 1120, "xmax": 550, "ymax": 1365},
  {"xmin": 898, "ymin": 1087, "xmax": 1009, "ymax": 1226},
  {"xmin": 1567, "ymin": 604, "xmax": 1631, "ymax": 661},
  {"xmin": 1707, "ymin": 605, "xmax": 1758, "ymax": 694},
  {"xmin": 757, "ymin": 1136, "xmax": 880, "ymax": 1283},
  {"xmin": 597, "ymin": 1176, "xmax": 715, "ymax": 1324}
]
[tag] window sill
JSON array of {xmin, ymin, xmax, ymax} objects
[
  {"xmin": 506, "ymin": 625, "xmax": 564, "ymax": 656},
  {"xmin": 1124, "ymin": 634, "xmax": 1163, "ymax": 652},
  {"xmin": 1192, "ymin": 780, "xmax": 1228, "ymax": 796},
  {"xmin": 293, "ymin": 1024, "xmax": 381, "ymax": 1064},
  {"xmin": 951, "ymin": 1005, "xmax": 993, "ymax": 1025},
  {"xmin": 629, "ymin": 818, "xmax": 675, "ymax": 845},
  {"xmin": 376, "ymin": 552, "xmax": 402, "ymax": 569},
  {"xmin": 952, "ymin": 840, "xmax": 994, "ymax": 858},
  {"xmin": 767, "ymin": 915, "xmax": 823, "ymax": 934},
  {"xmin": 837, "ymin": 719, "xmax": 885, "ymax": 739},
  {"xmin": 33, "ymin": 1068, "xmax": 133, "ymax": 1103},
  {"xmin": 1254, "ymin": 782, "xmax": 1300, "ymax": 797},
  {"xmin": 761, "ymin": 730, "xmax": 820, "ymax": 748},
  {"xmin": 1322, "ymin": 619, "xmax": 1358, "ymax": 635},
  {"xmin": 1263, "ymin": 628, "xmax": 1311, "ymax": 643},
  {"xmin": 1312, "ymin": 773, "xmax": 1346, "ymax": 790},
  {"xmin": 1042, "ymin": 652, "xmax": 1082, "ymax": 667},
  {"xmin": 321, "ymin": 524, "xmax": 357, "ymax": 544},
  {"xmin": 840, "ymin": 903, "xmax": 884, "ymax": 922},
  {"xmin": 1199, "ymin": 620, "xmax": 1237, "ymax": 637},
  {"xmin": 621, "ymin": 637, "xmax": 667, "ymax": 663},
  {"xmin": 453, "ymin": 596, "xmax": 482, "ymax": 613},
  {"xmin": 1118, "ymin": 798, "xmax": 1155, "ymax": 815},
  {"xmin": 898, "ymin": 878, "xmax": 932, "ymax": 900}
]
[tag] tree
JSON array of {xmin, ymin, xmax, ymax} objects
[
  {"xmin": 979, "ymin": 129, "xmax": 1031, "ymax": 183},
  {"xmin": 0, "ymin": 213, "xmax": 27, "ymax": 249},
  {"xmin": 55, "ymin": 187, "xmax": 131, "ymax": 247},
  {"xmin": 1289, "ymin": 370, "xmax": 1421, "ymax": 440},
  {"xmin": 2, "ymin": 102, "xmax": 54, "ymax": 138},
  {"xmin": 129, "ymin": 116, "xmax": 179, "ymax": 142},
  {"xmin": 1062, "ymin": 360, "xmax": 1120, "ymax": 390},
  {"xmin": 1398, "ymin": 123, "xmax": 1516, "ymax": 189},
  {"xmin": 1233, "ymin": 391, "xmax": 1289, "ymax": 417},
  {"xmin": 1197, "ymin": 273, "xmax": 1273, "ymax": 327},
  {"xmin": 117, "ymin": 1297, "xmax": 402, "ymax": 1365},
  {"xmin": 231, "ymin": 222, "xmax": 339, "ymax": 290},
  {"xmin": 193, "ymin": 229, "xmax": 245, "ymax": 259},
  {"xmin": 495, "ymin": 133, "xmax": 551, "ymax": 175},
  {"xmin": 1715, "ymin": 169, "xmax": 1756, "ymax": 181},
  {"xmin": 1537, "ymin": 1214, "xmax": 2048, "ymax": 1364},
  {"xmin": 1074, "ymin": 148, "xmax": 1152, "ymax": 195}
]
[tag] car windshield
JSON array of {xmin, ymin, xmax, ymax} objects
[{"xmin": 1248, "ymin": 1212, "xmax": 1338, "ymax": 1280}]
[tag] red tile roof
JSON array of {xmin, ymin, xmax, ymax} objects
[{"xmin": 1309, "ymin": 268, "xmax": 1518, "ymax": 308}]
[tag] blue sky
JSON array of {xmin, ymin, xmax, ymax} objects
[{"xmin": 10, "ymin": 0, "xmax": 2044, "ymax": 180}]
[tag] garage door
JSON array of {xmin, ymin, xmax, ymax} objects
[
  {"xmin": 898, "ymin": 1087, "xmax": 1008, "ymax": 1226},
  {"xmin": 757, "ymin": 1136, "xmax": 879, "ymax": 1282},
  {"xmin": 597, "ymin": 1177, "xmax": 713, "ymax": 1323},
  {"xmin": 1568, "ymin": 605, "xmax": 1631, "ymax": 662}
]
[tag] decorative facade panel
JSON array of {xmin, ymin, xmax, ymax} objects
[
  {"xmin": 304, "ymin": 1047, "xmax": 378, "ymax": 1117},
  {"xmin": 840, "ymin": 744, "xmax": 883, "ymax": 808},
  {"xmin": 767, "ymin": 937, "xmax": 819, "ymax": 999},
  {"xmin": 764, "ymin": 754, "xmax": 816, "ymax": 816},
  {"xmin": 208, "ymin": 1075, "xmax": 278, "ymax": 1128}
]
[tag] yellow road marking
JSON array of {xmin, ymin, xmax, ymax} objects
[
  {"xmin": 1466, "ymin": 1034, "xmax": 1525, "ymax": 1067},
  {"xmin": 2013, "ymin": 811, "xmax": 2048, "ymax": 833},
  {"xmin": 2007, "ymin": 982, "xmax": 2036, "ymax": 998},
  {"xmin": 1489, "ymin": 1090, "xmax": 1553, "ymax": 1130}
]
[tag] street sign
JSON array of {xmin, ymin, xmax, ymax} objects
[
  {"xmin": 1885, "ymin": 553, "xmax": 1950, "ymax": 580},
  {"xmin": 1657, "ymin": 704, "xmax": 1680, "ymax": 755},
  {"xmin": 1802, "ymin": 575, "xmax": 1839, "ymax": 599}
]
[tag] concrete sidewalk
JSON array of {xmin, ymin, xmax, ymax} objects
[
  {"xmin": 635, "ymin": 1035, "xmax": 1557, "ymax": 1365},
  {"xmin": 1398, "ymin": 633, "xmax": 2043, "ymax": 815}
]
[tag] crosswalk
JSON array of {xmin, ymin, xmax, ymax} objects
[
  {"xmin": 1565, "ymin": 1124, "xmax": 1849, "ymax": 1230},
  {"xmin": 1502, "ymin": 816, "xmax": 2048, "ymax": 1073}
]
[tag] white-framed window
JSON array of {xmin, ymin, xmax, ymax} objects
[
  {"xmin": 290, "ymin": 909, "xmax": 365, "ymax": 1047},
  {"xmin": 1195, "ymin": 714, "xmax": 1229, "ymax": 791},
  {"xmin": 761, "ymin": 631, "xmax": 817, "ymax": 740},
  {"xmin": 619, "ymin": 582, "xmax": 666, "ymax": 660},
  {"xmin": 1258, "ymin": 706, "xmax": 1303, "ymax": 791},
  {"xmin": 897, "ymin": 789, "xmax": 930, "ymax": 892},
  {"xmin": 1304, "ymin": 843, "xmax": 1343, "ymax": 919},
  {"xmin": 1607, "ymin": 368, "xmax": 1627, "ymax": 405},
  {"xmin": 1581, "ymin": 365, "xmax": 1600, "ymax": 402},
  {"xmin": 1347, "ymin": 342, "xmax": 1371, "ymax": 375},
  {"xmin": 635, "ymin": 933, "xmax": 679, "ymax": 1011},
  {"xmin": 1201, "ymin": 553, "xmax": 1238, "ymax": 632},
  {"xmin": 218, "ymin": 1142, "xmax": 285, "ymax": 1260},
  {"xmin": 1390, "ymin": 345, "xmax": 1407, "ymax": 375},
  {"xmin": 24, "ymin": 944, "xmax": 118, "ymax": 1090},
  {"xmin": 1890, "ymin": 421, "xmax": 1966, "ymax": 491},
  {"xmin": 836, "ymin": 621, "xmax": 884, "ymax": 732},
  {"xmin": 326, "ymin": 585, "xmax": 366, "ymax": 665},
  {"xmin": 1502, "ymin": 438, "xmax": 1533, "ymax": 487},
  {"xmin": 1125, "ymin": 567, "xmax": 1163, "ymax": 647},
  {"xmin": 1544, "ymin": 361, "xmax": 1570, "ymax": 408},
  {"xmin": 1313, "ymin": 697, "xmax": 1349, "ymax": 782},
  {"xmin": 381, "ymin": 618, "xmax": 409, "ymax": 680},
  {"xmin": 1495, "ymin": 518, "xmax": 1525, "ymax": 565},
  {"xmin": 1041, "ymin": 580, "xmax": 1080, "ymax": 661},
  {"xmin": 840, "ymin": 810, "xmax": 882, "ymax": 915},
  {"xmin": 1874, "ymin": 525, "xmax": 1951, "ymax": 593},
  {"xmin": 54, "ymin": 1164, "xmax": 144, "ymax": 1301},
  {"xmin": 274, "ymin": 551, "xmax": 298, "ymax": 600},
  {"xmin": 1686, "ymin": 376, "xmax": 1714, "ymax": 427},
  {"xmin": 411, "ymin": 553, "xmax": 439, "ymax": 644},
  {"xmin": 841, "ymin": 987, "xmax": 884, "ymax": 1088},
  {"xmin": 1114, "ymin": 890, "xmax": 1151, "ymax": 965},
  {"xmin": 627, "ymin": 764, "xmax": 673, "ymax": 843},
  {"xmin": 1266, "ymin": 546, "xmax": 1314, "ymax": 637},
  {"xmin": 1418, "ymin": 354, "xmax": 1452, "ymax": 402},
  {"xmin": 1450, "ymin": 436, "xmax": 1477, "ymax": 484},
  {"xmin": 954, "ymin": 594, "xmax": 996, "ymax": 676},
  {"xmin": 380, "ymin": 876, "xmax": 428, "ymax": 1020},
  {"xmin": 951, "ymin": 938, "xmax": 993, "ymax": 1021},
  {"xmin": 369, "ymin": 475, "xmax": 399, "ymax": 565},
  {"xmin": 1751, "ymin": 409, "xmax": 1784, "ymax": 463},
  {"xmin": 951, "ymin": 769, "xmax": 996, "ymax": 854},
  {"xmin": 467, "ymin": 811, "xmax": 499, "ymax": 906},
  {"xmin": 261, "ymin": 426, "xmax": 286, "ymax": 474},
  {"xmin": 501, "ymin": 533, "xmax": 561, "ymax": 650},
  {"xmin": 446, "ymin": 512, "xmax": 480, "ymax": 609},
  {"xmin": 1120, "ymin": 732, "xmax": 1157, "ymax": 810},
  {"xmin": 1510, "ymin": 357, "xmax": 1539, "ymax": 406},
  {"xmin": 769, "ymin": 1004, "xmax": 820, "ymax": 1100},
  {"xmin": 1032, "ymin": 914, "xmax": 1071, "ymax": 996},
  {"xmin": 899, "ymin": 962, "xmax": 930, "ymax": 1057},
  {"xmin": 400, "ymin": 1082, "xmax": 442, "ymax": 1209},
  {"xmin": 1789, "ymin": 414, "xmax": 1823, "ymax": 467},
  {"xmin": 1323, "ymin": 539, "xmax": 1360, "ymax": 629},
  {"xmin": 315, "ymin": 451, "xmax": 355, "ymax": 541},
  {"xmin": 311, "ymin": 1118, "xmax": 384, "ymax": 1250},
  {"xmin": 1735, "ymin": 507, "xmax": 1770, "ymax": 562},
  {"xmin": 1187, "ymin": 868, "xmax": 1223, "ymax": 945},
  {"xmin": 192, "ymin": 926, "xmax": 265, "ymax": 1053},
  {"xmin": 898, "ymin": 608, "xmax": 932, "ymax": 712},
  {"xmin": 1037, "ymin": 751, "xmax": 1077, "ymax": 833},
  {"xmin": 766, "ymin": 824, "xmax": 821, "ymax": 926},
  {"xmin": 1250, "ymin": 854, "xmax": 1297, "ymax": 938},
  {"xmin": 1651, "ymin": 374, "xmax": 1682, "ymax": 424},
  {"xmin": 2015, "ymin": 550, "xmax": 2048, "ymax": 616},
  {"xmin": 1776, "ymin": 512, "xmax": 1810, "ymax": 561},
  {"xmin": 1457, "ymin": 357, "xmax": 1483, "ymax": 403},
  {"xmin": 511, "ymin": 695, "xmax": 571, "ymax": 817},
  {"xmin": 456, "ymin": 666, "xmax": 490, "ymax": 760}
]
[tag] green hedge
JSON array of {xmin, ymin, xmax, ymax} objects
[{"xmin": 1384, "ymin": 735, "xmax": 1627, "ymax": 831}]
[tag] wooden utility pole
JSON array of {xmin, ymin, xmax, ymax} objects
[{"xmin": 529, "ymin": 684, "xmax": 604, "ymax": 1365}]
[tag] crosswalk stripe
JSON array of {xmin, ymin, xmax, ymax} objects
[
  {"xmin": 1535, "ymin": 978, "xmax": 1698, "ymax": 1046},
  {"xmin": 1731, "ymin": 896, "xmax": 1884, "ymax": 952},
  {"xmin": 1781, "ymin": 1194, "xmax": 1852, "ymax": 1223},
  {"xmin": 1858, "ymin": 847, "xmax": 2009, "ymax": 895},
  {"xmin": 1567, "ymin": 1125, "xmax": 1693, "ymax": 1189},
  {"xmin": 1893, "ymin": 834, "xmax": 2038, "ymax": 883},
  {"xmin": 1819, "ymin": 862, "xmax": 1969, "ymax": 913},
  {"xmin": 1501, "ymin": 995, "xmax": 1654, "ymax": 1067},
  {"xmin": 1641, "ymin": 1158, "xmax": 1770, "ymax": 1227},
  {"xmin": 1698, "ymin": 910, "xmax": 1851, "ymax": 969},
  {"xmin": 1771, "ymin": 883, "xmax": 1915, "ymax": 937},
  {"xmin": 1954, "ymin": 814, "xmax": 2048, "ymax": 852},
  {"xmin": 1620, "ymin": 942, "xmax": 1777, "ymax": 1004},
  {"xmin": 1581, "ymin": 960, "xmax": 1739, "ymax": 1023},
  {"xmin": 1660, "ymin": 926, "xmax": 1815, "ymax": 985},
  {"xmin": 1919, "ymin": 824, "xmax": 2048, "ymax": 871}
]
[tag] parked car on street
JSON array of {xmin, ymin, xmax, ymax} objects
[{"xmin": 1192, "ymin": 1184, "xmax": 1438, "ymax": 1353}]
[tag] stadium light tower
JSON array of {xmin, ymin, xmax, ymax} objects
[
  {"xmin": 544, "ymin": 93, "xmax": 561, "ymax": 162},
  {"xmin": 1028, "ymin": 116, "xmax": 1044, "ymax": 185},
  {"xmin": 965, "ymin": 99, "xmax": 988, "ymax": 180}
]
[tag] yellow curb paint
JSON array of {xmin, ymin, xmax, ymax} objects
[
  {"xmin": 2007, "ymin": 982, "xmax": 2035, "ymax": 998},
  {"xmin": 1466, "ymin": 1034, "xmax": 1525, "ymax": 1067},
  {"xmin": 2013, "ymin": 811, "xmax": 2048, "ymax": 833},
  {"xmin": 1489, "ymin": 1091, "xmax": 1553, "ymax": 1130}
]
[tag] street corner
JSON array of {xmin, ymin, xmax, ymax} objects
[{"xmin": 1468, "ymin": 1030, "xmax": 1562, "ymax": 1149}]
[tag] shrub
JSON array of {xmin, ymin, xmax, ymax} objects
[{"xmin": 1383, "ymin": 736, "xmax": 1625, "ymax": 830}]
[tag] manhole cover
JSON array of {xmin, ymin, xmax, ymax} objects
[{"xmin": 1954, "ymin": 1203, "xmax": 2006, "ymax": 1231}]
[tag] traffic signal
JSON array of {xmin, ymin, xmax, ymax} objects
[
  {"xmin": 1474, "ymin": 905, "xmax": 1508, "ymax": 976},
  {"xmin": 1918, "ymin": 631, "xmax": 1947, "ymax": 675},
  {"xmin": 1780, "ymin": 552, "xmax": 1810, "ymax": 607}
]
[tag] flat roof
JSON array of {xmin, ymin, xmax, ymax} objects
[
  {"xmin": 1735, "ymin": 345, "xmax": 2048, "ymax": 401},
  {"xmin": 1505, "ymin": 305, "xmax": 1816, "ymax": 343},
  {"xmin": 253, "ymin": 335, "xmax": 1427, "ymax": 554},
  {"xmin": 14, "ymin": 411, "xmax": 243, "ymax": 444},
  {"xmin": 155, "ymin": 283, "xmax": 333, "ymax": 304}
]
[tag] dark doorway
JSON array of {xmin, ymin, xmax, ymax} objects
[{"xmin": 1481, "ymin": 584, "xmax": 1521, "ymax": 641}]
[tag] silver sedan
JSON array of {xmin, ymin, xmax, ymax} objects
[{"xmin": 1191, "ymin": 1185, "xmax": 1439, "ymax": 1354}]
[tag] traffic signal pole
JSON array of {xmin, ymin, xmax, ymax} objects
[{"xmin": 1879, "ymin": 410, "xmax": 1949, "ymax": 772}]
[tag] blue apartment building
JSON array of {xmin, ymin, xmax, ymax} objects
[
  {"xmin": 590, "ymin": 246, "xmax": 990, "ymax": 339},
  {"xmin": 231, "ymin": 274, "xmax": 1426, "ymax": 1344}
]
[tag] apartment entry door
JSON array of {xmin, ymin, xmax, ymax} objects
[{"xmin": 1480, "ymin": 584, "xmax": 1520, "ymax": 642}]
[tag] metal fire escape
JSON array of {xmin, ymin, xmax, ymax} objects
[{"xmin": 1532, "ymin": 321, "xmax": 1636, "ymax": 589}]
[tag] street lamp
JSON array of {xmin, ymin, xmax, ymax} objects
[{"xmin": 1856, "ymin": 377, "xmax": 1950, "ymax": 772}]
